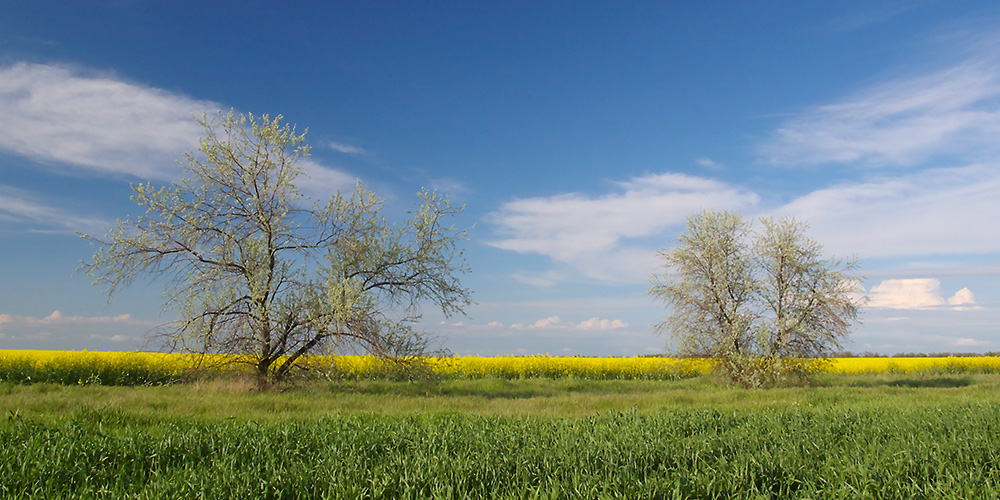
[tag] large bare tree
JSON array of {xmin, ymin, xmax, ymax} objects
[
  {"xmin": 649, "ymin": 211, "xmax": 863, "ymax": 386},
  {"xmin": 82, "ymin": 111, "xmax": 472, "ymax": 381}
]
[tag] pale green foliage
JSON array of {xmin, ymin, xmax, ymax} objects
[
  {"xmin": 649, "ymin": 211, "xmax": 756, "ymax": 373},
  {"xmin": 82, "ymin": 110, "xmax": 471, "ymax": 381},
  {"xmin": 649, "ymin": 210, "xmax": 863, "ymax": 386},
  {"xmin": 755, "ymin": 217, "xmax": 862, "ymax": 360}
]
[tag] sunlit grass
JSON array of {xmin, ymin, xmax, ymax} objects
[
  {"xmin": 3, "ymin": 372, "xmax": 998, "ymax": 422},
  {"xmin": 4, "ymin": 377, "xmax": 1000, "ymax": 498},
  {"xmin": 5, "ymin": 351, "xmax": 1000, "ymax": 498}
]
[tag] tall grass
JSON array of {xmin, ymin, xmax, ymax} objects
[{"xmin": 3, "ymin": 403, "xmax": 999, "ymax": 499}]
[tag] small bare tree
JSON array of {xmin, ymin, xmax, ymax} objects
[
  {"xmin": 649, "ymin": 211, "xmax": 863, "ymax": 386},
  {"xmin": 81, "ymin": 110, "xmax": 472, "ymax": 382}
]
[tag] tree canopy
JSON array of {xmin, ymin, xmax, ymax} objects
[
  {"xmin": 82, "ymin": 110, "xmax": 472, "ymax": 381},
  {"xmin": 649, "ymin": 210, "xmax": 864, "ymax": 386}
]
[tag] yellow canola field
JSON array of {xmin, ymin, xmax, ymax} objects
[
  {"xmin": 827, "ymin": 356, "xmax": 1000, "ymax": 374},
  {"xmin": 2, "ymin": 350, "xmax": 1000, "ymax": 384},
  {"xmin": 0, "ymin": 350, "xmax": 204, "ymax": 385},
  {"xmin": 0, "ymin": 351, "xmax": 712, "ymax": 381}
]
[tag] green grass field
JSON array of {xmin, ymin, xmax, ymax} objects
[{"xmin": 3, "ymin": 374, "xmax": 1000, "ymax": 499}]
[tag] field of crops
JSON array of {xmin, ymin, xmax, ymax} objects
[
  {"xmin": 3, "ymin": 396, "xmax": 1000, "ymax": 498},
  {"xmin": 4, "ymin": 349, "xmax": 1000, "ymax": 498},
  {"xmin": 3, "ymin": 349, "xmax": 1000, "ymax": 386}
]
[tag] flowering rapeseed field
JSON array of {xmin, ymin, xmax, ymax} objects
[
  {"xmin": 2, "ymin": 349, "xmax": 999, "ymax": 385},
  {"xmin": 827, "ymin": 356, "xmax": 1000, "ymax": 374},
  {"xmin": 0, "ymin": 350, "xmax": 196, "ymax": 385}
]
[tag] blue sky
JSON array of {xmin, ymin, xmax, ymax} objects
[{"xmin": 1, "ymin": 1, "xmax": 998, "ymax": 355}]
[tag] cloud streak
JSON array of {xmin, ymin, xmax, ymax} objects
[
  {"xmin": 0, "ymin": 62, "xmax": 359, "ymax": 197},
  {"xmin": 771, "ymin": 164, "xmax": 1000, "ymax": 258},
  {"xmin": 0, "ymin": 185, "xmax": 107, "ymax": 233},
  {"xmin": 0, "ymin": 310, "xmax": 137, "ymax": 326},
  {"xmin": 329, "ymin": 141, "xmax": 366, "ymax": 155},
  {"xmin": 760, "ymin": 61, "xmax": 1000, "ymax": 167},
  {"xmin": 488, "ymin": 172, "xmax": 759, "ymax": 282},
  {"xmin": 509, "ymin": 315, "xmax": 630, "ymax": 331},
  {"xmin": 0, "ymin": 310, "xmax": 156, "ymax": 350}
]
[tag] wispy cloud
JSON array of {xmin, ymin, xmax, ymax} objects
[
  {"xmin": 760, "ymin": 61, "xmax": 1000, "ymax": 167},
  {"xmin": 575, "ymin": 317, "xmax": 629, "ymax": 330},
  {"xmin": 329, "ymin": 141, "xmax": 366, "ymax": 155},
  {"xmin": 0, "ymin": 310, "xmax": 156, "ymax": 350},
  {"xmin": 0, "ymin": 62, "xmax": 214, "ymax": 178},
  {"xmin": 428, "ymin": 177, "xmax": 470, "ymax": 196},
  {"xmin": 0, "ymin": 62, "xmax": 359, "ymax": 197},
  {"xmin": 770, "ymin": 164, "xmax": 1000, "ymax": 258},
  {"xmin": 0, "ymin": 310, "xmax": 137, "ymax": 326},
  {"xmin": 511, "ymin": 271, "xmax": 564, "ymax": 287},
  {"xmin": 826, "ymin": 2, "xmax": 925, "ymax": 32},
  {"xmin": 490, "ymin": 164, "xmax": 998, "ymax": 282},
  {"xmin": 695, "ymin": 157, "xmax": 722, "ymax": 169},
  {"xmin": 488, "ymin": 172, "xmax": 759, "ymax": 282},
  {"xmin": 509, "ymin": 315, "xmax": 629, "ymax": 331},
  {"xmin": 296, "ymin": 159, "xmax": 358, "ymax": 199},
  {"xmin": 0, "ymin": 185, "xmax": 107, "ymax": 233}
]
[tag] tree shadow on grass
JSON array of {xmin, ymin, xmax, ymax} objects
[
  {"xmin": 823, "ymin": 374, "xmax": 978, "ymax": 389},
  {"xmin": 879, "ymin": 377, "xmax": 973, "ymax": 388}
]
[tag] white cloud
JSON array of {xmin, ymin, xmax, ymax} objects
[
  {"xmin": 575, "ymin": 317, "xmax": 629, "ymax": 330},
  {"xmin": 948, "ymin": 287, "xmax": 977, "ymax": 306},
  {"xmin": 0, "ymin": 62, "xmax": 358, "ymax": 198},
  {"xmin": 868, "ymin": 279, "xmax": 945, "ymax": 309},
  {"xmin": 760, "ymin": 60, "xmax": 1000, "ymax": 167},
  {"xmin": 755, "ymin": 31, "xmax": 1000, "ymax": 265},
  {"xmin": 0, "ymin": 62, "xmax": 214, "ymax": 178},
  {"xmin": 531, "ymin": 316, "xmax": 562, "ymax": 328},
  {"xmin": 770, "ymin": 164, "xmax": 1000, "ymax": 258},
  {"xmin": 868, "ymin": 279, "xmax": 979, "ymax": 310},
  {"xmin": 296, "ymin": 159, "xmax": 358, "ymax": 199},
  {"xmin": 510, "ymin": 316, "xmax": 564, "ymax": 330},
  {"xmin": 488, "ymin": 172, "xmax": 759, "ymax": 282}
]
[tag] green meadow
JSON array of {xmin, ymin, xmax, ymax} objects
[{"xmin": 3, "ymin": 374, "xmax": 1000, "ymax": 499}]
